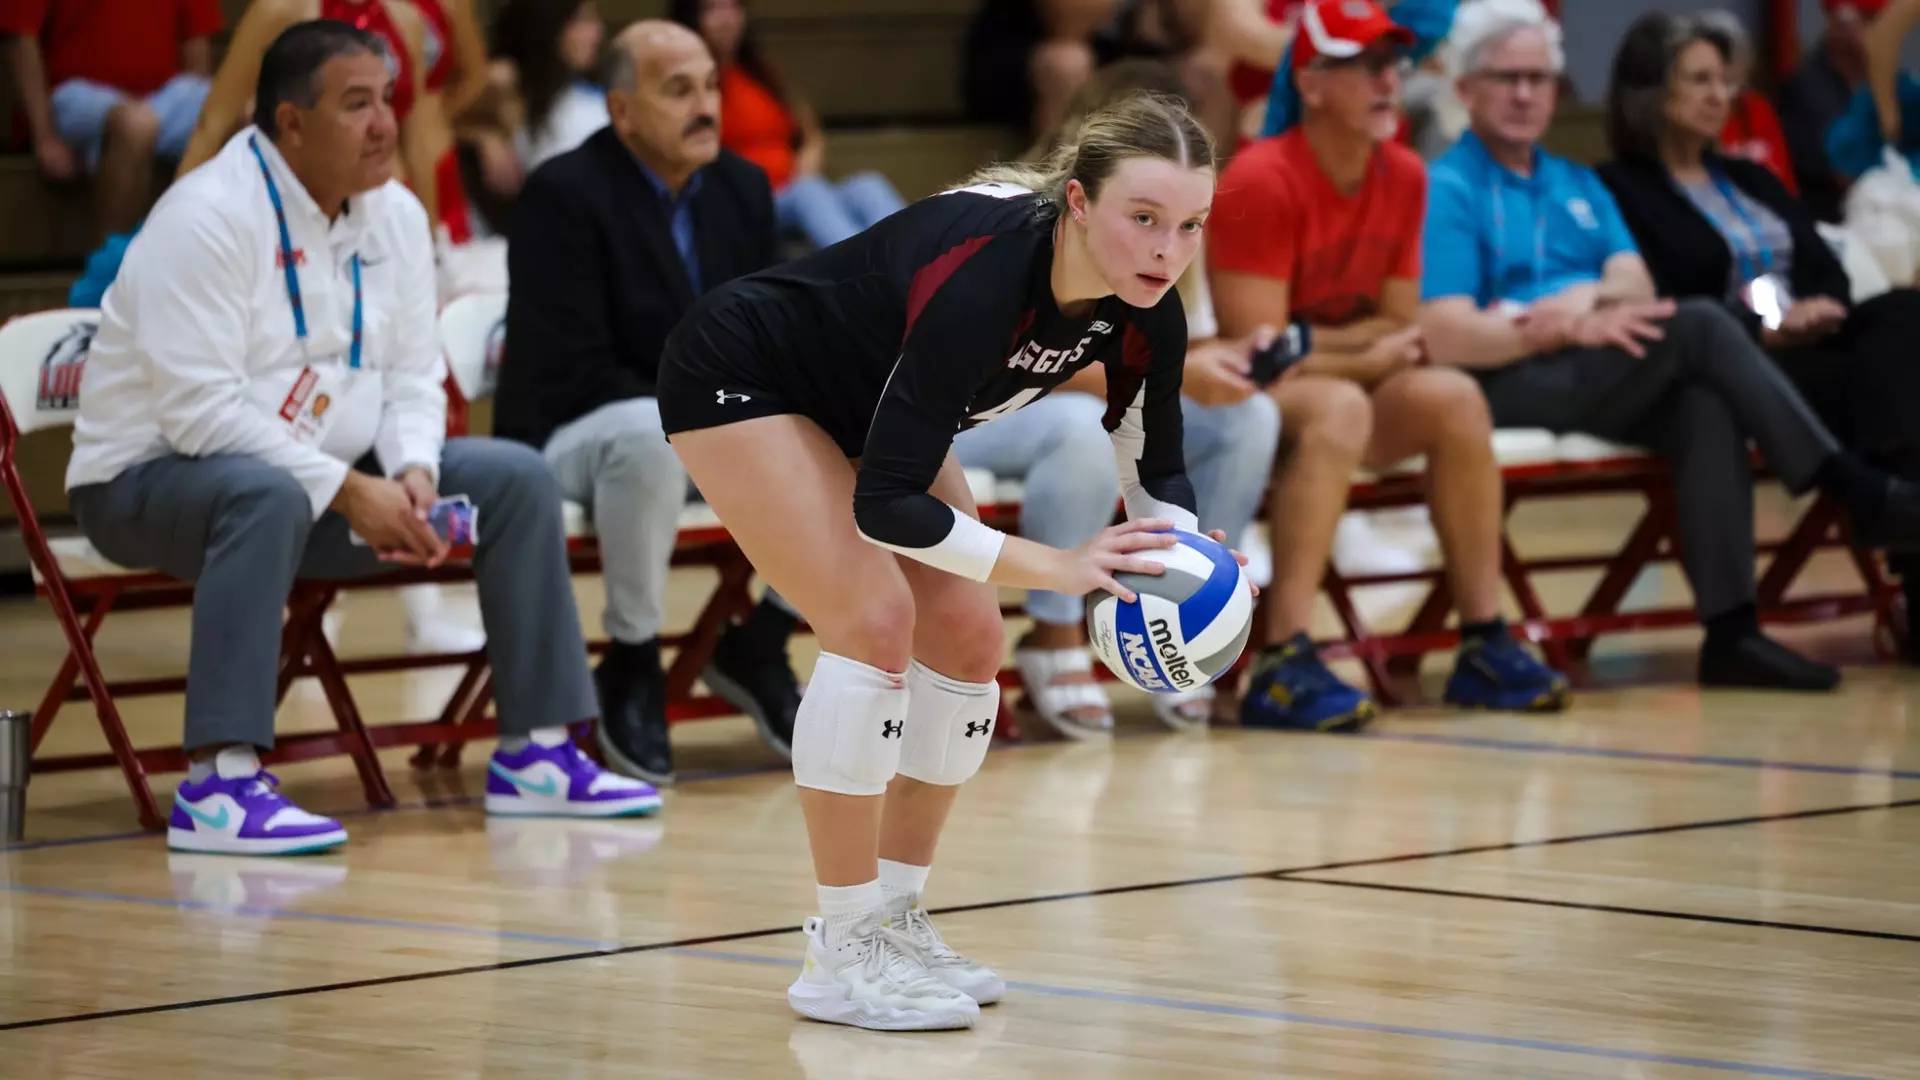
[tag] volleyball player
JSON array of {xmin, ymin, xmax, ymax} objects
[{"xmin": 657, "ymin": 93, "xmax": 1237, "ymax": 1031}]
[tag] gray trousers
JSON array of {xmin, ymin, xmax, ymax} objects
[
  {"xmin": 68, "ymin": 438, "xmax": 598, "ymax": 752},
  {"xmin": 1474, "ymin": 298, "xmax": 1838, "ymax": 619},
  {"xmin": 543, "ymin": 397, "xmax": 684, "ymax": 645}
]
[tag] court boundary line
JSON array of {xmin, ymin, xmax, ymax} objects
[
  {"xmin": 4, "ymin": 794, "xmax": 1914, "ymax": 1032},
  {"xmin": 1264, "ymin": 876, "xmax": 1920, "ymax": 944},
  {"xmin": 1351, "ymin": 730, "xmax": 1920, "ymax": 781}
]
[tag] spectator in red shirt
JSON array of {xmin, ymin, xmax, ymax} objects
[
  {"xmin": 0, "ymin": 0, "xmax": 221, "ymax": 238},
  {"xmin": 1210, "ymin": 0, "xmax": 1566, "ymax": 730},
  {"xmin": 1699, "ymin": 8, "xmax": 1799, "ymax": 193}
]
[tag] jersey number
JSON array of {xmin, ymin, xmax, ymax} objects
[{"xmin": 968, "ymin": 387, "xmax": 1045, "ymax": 424}]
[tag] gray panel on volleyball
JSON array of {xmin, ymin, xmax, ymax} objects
[
  {"xmin": 1193, "ymin": 614, "xmax": 1252, "ymax": 677},
  {"xmin": 1111, "ymin": 566, "xmax": 1209, "ymax": 604}
]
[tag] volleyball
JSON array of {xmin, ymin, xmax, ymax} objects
[{"xmin": 1085, "ymin": 529, "xmax": 1255, "ymax": 694}]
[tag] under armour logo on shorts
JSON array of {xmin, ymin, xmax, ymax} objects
[
  {"xmin": 716, "ymin": 390, "xmax": 752, "ymax": 404},
  {"xmin": 965, "ymin": 720, "xmax": 991, "ymax": 738},
  {"xmin": 882, "ymin": 720, "xmax": 903, "ymax": 738}
]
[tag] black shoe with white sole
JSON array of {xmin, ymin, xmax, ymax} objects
[
  {"xmin": 594, "ymin": 638, "xmax": 674, "ymax": 785},
  {"xmin": 703, "ymin": 624, "xmax": 800, "ymax": 760}
]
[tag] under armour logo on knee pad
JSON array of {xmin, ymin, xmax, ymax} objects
[
  {"xmin": 965, "ymin": 719, "xmax": 992, "ymax": 738},
  {"xmin": 882, "ymin": 720, "xmax": 903, "ymax": 738}
]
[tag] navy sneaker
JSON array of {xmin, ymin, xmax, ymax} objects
[
  {"xmin": 1239, "ymin": 632, "xmax": 1376, "ymax": 732},
  {"xmin": 1444, "ymin": 631, "xmax": 1571, "ymax": 712}
]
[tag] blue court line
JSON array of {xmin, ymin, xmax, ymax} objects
[
  {"xmin": 1353, "ymin": 730, "xmax": 1920, "ymax": 781},
  {"xmin": 670, "ymin": 947, "xmax": 1878, "ymax": 1080},
  {"xmin": 1, "ymin": 881, "xmax": 620, "ymax": 950}
]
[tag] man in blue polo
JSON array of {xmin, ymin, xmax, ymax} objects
[{"xmin": 1417, "ymin": 0, "xmax": 1920, "ymax": 692}]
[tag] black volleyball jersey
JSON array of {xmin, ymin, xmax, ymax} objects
[{"xmin": 679, "ymin": 182, "xmax": 1195, "ymax": 580}]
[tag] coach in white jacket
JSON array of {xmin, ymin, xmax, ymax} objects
[{"xmin": 65, "ymin": 20, "xmax": 661, "ymax": 856}]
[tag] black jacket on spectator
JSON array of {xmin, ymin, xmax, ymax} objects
[
  {"xmin": 1598, "ymin": 151, "xmax": 1920, "ymax": 460},
  {"xmin": 1595, "ymin": 153, "xmax": 1850, "ymax": 343},
  {"xmin": 1777, "ymin": 47, "xmax": 1854, "ymax": 224},
  {"xmin": 494, "ymin": 127, "xmax": 779, "ymax": 448}
]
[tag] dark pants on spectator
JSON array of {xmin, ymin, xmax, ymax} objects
[
  {"xmin": 1769, "ymin": 288, "xmax": 1920, "ymax": 468},
  {"xmin": 68, "ymin": 437, "xmax": 597, "ymax": 752},
  {"xmin": 1473, "ymin": 298, "xmax": 1838, "ymax": 621}
]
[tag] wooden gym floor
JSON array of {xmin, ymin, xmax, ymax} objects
[{"xmin": 0, "ymin": 488, "xmax": 1916, "ymax": 1078}]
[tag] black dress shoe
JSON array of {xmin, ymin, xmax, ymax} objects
[
  {"xmin": 594, "ymin": 638, "xmax": 674, "ymax": 784},
  {"xmin": 703, "ymin": 625, "xmax": 800, "ymax": 760},
  {"xmin": 1698, "ymin": 633, "xmax": 1840, "ymax": 692},
  {"xmin": 1853, "ymin": 478, "xmax": 1920, "ymax": 553}
]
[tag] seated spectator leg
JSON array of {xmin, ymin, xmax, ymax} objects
[
  {"xmin": 1172, "ymin": 393, "xmax": 1281, "ymax": 725},
  {"xmin": 1476, "ymin": 315, "xmax": 1840, "ymax": 690},
  {"xmin": 543, "ymin": 398, "xmax": 688, "ymax": 783},
  {"xmin": 779, "ymin": 174, "xmax": 867, "ymax": 249},
  {"xmin": 430, "ymin": 438, "xmax": 601, "ymax": 747},
  {"xmin": 1177, "ymin": 46, "xmax": 1235, "ymax": 150},
  {"xmin": 952, "ymin": 393, "xmax": 1119, "ymax": 739},
  {"xmin": 833, "ymin": 172, "xmax": 908, "ymax": 232},
  {"xmin": 1030, "ymin": 40, "xmax": 1096, "ymax": 140},
  {"xmin": 94, "ymin": 99, "xmax": 163, "ymax": 239},
  {"xmin": 68, "ymin": 454, "xmax": 359, "ymax": 850},
  {"xmin": 1240, "ymin": 376, "xmax": 1379, "ymax": 731},
  {"xmin": 149, "ymin": 73, "xmax": 214, "ymax": 165},
  {"xmin": 1365, "ymin": 368, "xmax": 1570, "ymax": 710}
]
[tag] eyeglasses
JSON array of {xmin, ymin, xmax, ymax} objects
[{"xmin": 1476, "ymin": 68, "xmax": 1557, "ymax": 91}]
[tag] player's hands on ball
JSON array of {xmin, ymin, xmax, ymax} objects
[
  {"xmin": 1204, "ymin": 528, "xmax": 1260, "ymax": 597},
  {"xmin": 1062, "ymin": 519, "xmax": 1180, "ymax": 602}
]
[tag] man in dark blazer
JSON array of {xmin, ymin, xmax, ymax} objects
[{"xmin": 496, "ymin": 20, "xmax": 798, "ymax": 785}]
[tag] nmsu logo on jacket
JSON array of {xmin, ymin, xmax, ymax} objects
[{"xmin": 37, "ymin": 320, "xmax": 97, "ymax": 411}]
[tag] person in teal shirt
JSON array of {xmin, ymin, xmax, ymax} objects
[{"xmin": 1418, "ymin": 0, "xmax": 1920, "ymax": 691}]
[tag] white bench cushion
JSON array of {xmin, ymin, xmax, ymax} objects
[{"xmin": 1554, "ymin": 434, "xmax": 1648, "ymax": 462}]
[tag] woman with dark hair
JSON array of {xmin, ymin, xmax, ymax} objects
[
  {"xmin": 672, "ymin": 0, "xmax": 907, "ymax": 248},
  {"xmin": 491, "ymin": 0, "xmax": 609, "ymax": 171},
  {"xmin": 1598, "ymin": 10, "xmax": 1920, "ymax": 647}
]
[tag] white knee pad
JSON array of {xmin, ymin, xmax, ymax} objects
[
  {"xmin": 791, "ymin": 652, "xmax": 909, "ymax": 797},
  {"xmin": 896, "ymin": 661, "xmax": 999, "ymax": 787}
]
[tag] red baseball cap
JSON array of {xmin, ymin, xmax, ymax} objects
[{"xmin": 1294, "ymin": 0, "xmax": 1416, "ymax": 69}]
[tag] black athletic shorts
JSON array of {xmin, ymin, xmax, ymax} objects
[{"xmin": 657, "ymin": 284, "xmax": 853, "ymax": 452}]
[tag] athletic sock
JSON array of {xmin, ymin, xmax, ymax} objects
[
  {"xmin": 1459, "ymin": 617, "xmax": 1508, "ymax": 645},
  {"xmin": 818, "ymin": 880, "xmax": 887, "ymax": 951},
  {"xmin": 879, "ymin": 859, "xmax": 931, "ymax": 912},
  {"xmin": 499, "ymin": 726, "xmax": 569, "ymax": 753},
  {"xmin": 189, "ymin": 745, "xmax": 261, "ymax": 783}
]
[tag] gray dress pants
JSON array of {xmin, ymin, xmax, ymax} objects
[
  {"xmin": 1473, "ymin": 298, "xmax": 1838, "ymax": 619},
  {"xmin": 68, "ymin": 437, "xmax": 598, "ymax": 752}
]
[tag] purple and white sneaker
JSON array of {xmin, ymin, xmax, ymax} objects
[
  {"xmin": 168, "ymin": 770, "xmax": 348, "ymax": 856},
  {"xmin": 485, "ymin": 734, "xmax": 662, "ymax": 818}
]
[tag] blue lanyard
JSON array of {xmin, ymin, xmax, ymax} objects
[
  {"xmin": 1705, "ymin": 168, "xmax": 1772, "ymax": 283},
  {"xmin": 249, "ymin": 136, "xmax": 362, "ymax": 369}
]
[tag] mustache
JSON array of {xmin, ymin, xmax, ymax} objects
[{"xmin": 683, "ymin": 115, "xmax": 717, "ymax": 137}]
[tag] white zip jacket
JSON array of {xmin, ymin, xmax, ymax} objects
[{"xmin": 66, "ymin": 127, "xmax": 446, "ymax": 518}]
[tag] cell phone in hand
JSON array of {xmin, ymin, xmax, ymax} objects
[
  {"xmin": 428, "ymin": 496, "xmax": 478, "ymax": 547},
  {"xmin": 1250, "ymin": 323, "xmax": 1310, "ymax": 387}
]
